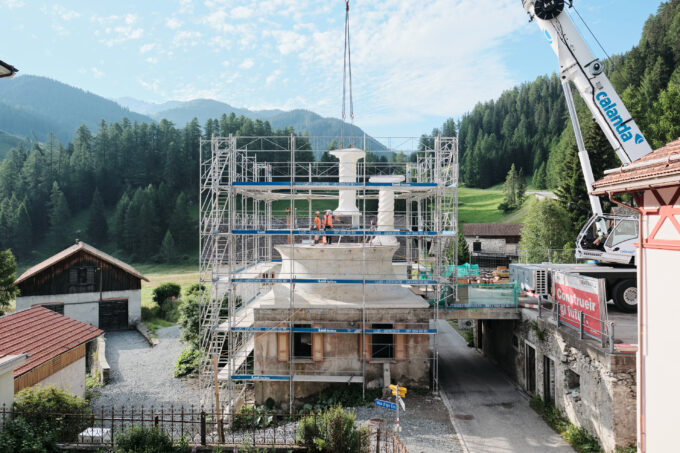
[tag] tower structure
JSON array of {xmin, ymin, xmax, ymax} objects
[{"xmin": 198, "ymin": 135, "xmax": 458, "ymax": 413}]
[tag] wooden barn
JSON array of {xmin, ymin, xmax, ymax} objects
[{"xmin": 14, "ymin": 241, "xmax": 148, "ymax": 330}]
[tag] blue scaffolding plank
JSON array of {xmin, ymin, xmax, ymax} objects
[
  {"xmin": 230, "ymin": 229, "xmax": 445, "ymax": 237},
  {"xmin": 231, "ymin": 326, "xmax": 437, "ymax": 334},
  {"xmin": 231, "ymin": 375, "xmax": 290, "ymax": 381},
  {"xmin": 231, "ymin": 277, "xmax": 438, "ymax": 285},
  {"xmin": 232, "ymin": 181, "xmax": 437, "ymax": 188}
]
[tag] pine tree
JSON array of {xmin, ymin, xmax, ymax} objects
[
  {"xmin": 111, "ymin": 193, "xmax": 130, "ymax": 251},
  {"xmin": 159, "ymin": 230, "xmax": 177, "ymax": 263},
  {"xmin": 500, "ymin": 164, "xmax": 519, "ymax": 211},
  {"xmin": 13, "ymin": 201, "xmax": 32, "ymax": 259},
  {"xmin": 47, "ymin": 182, "xmax": 72, "ymax": 248},
  {"xmin": 457, "ymin": 230, "xmax": 470, "ymax": 265},
  {"xmin": 519, "ymin": 199, "xmax": 573, "ymax": 263},
  {"xmin": 0, "ymin": 249, "xmax": 19, "ymax": 314},
  {"xmin": 86, "ymin": 188, "xmax": 108, "ymax": 244},
  {"xmin": 169, "ymin": 193, "xmax": 194, "ymax": 251},
  {"xmin": 532, "ymin": 162, "xmax": 548, "ymax": 190}
]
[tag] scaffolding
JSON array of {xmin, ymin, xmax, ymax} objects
[{"xmin": 198, "ymin": 135, "xmax": 458, "ymax": 413}]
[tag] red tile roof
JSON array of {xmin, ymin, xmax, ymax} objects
[
  {"xmin": 592, "ymin": 138, "xmax": 680, "ymax": 195},
  {"xmin": 463, "ymin": 223, "xmax": 523, "ymax": 237},
  {"xmin": 15, "ymin": 241, "xmax": 149, "ymax": 285},
  {"xmin": 0, "ymin": 307, "xmax": 103, "ymax": 377}
]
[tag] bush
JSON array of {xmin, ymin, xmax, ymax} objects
[
  {"xmin": 530, "ymin": 395, "xmax": 601, "ymax": 453},
  {"xmin": 152, "ymin": 283, "xmax": 181, "ymax": 313},
  {"xmin": 178, "ymin": 294, "xmax": 200, "ymax": 348},
  {"xmin": 114, "ymin": 425, "xmax": 175, "ymax": 453},
  {"xmin": 296, "ymin": 405, "xmax": 369, "ymax": 453},
  {"xmin": 0, "ymin": 417, "xmax": 60, "ymax": 453},
  {"xmin": 174, "ymin": 346, "xmax": 199, "ymax": 378},
  {"xmin": 13, "ymin": 385, "xmax": 91, "ymax": 442}
]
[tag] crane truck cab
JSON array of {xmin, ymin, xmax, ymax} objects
[{"xmin": 576, "ymin": 214, "xmax": 638, "ymax": 265}]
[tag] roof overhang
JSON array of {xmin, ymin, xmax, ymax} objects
[
  {"xmin": 0, "ymin": 60, "xmax": 18, "ymax": 78},
  {"xmin": 0, "ymin": 354, "xmax": 27, "ymax": 375},
  {"xmin": 592, "ymin": 174, "xmax": 680, "ymax": 196}
]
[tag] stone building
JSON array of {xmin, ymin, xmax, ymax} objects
[
  {"xmin": 462, "ymin": 223, "xmax": 523, "ymax": 257},
  {"xmin": 477, "ymin": 310, "xmax": 636, "ymax": 452}
]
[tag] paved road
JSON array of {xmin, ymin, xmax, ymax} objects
[
  {"xmin": 528, "ymin": 191, "xmax": 558, "ymax": 200},
  {"xmin": 438, "ymin": 320, "xmax": 574, "ymax": 453}
]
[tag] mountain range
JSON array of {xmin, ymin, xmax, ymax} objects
[{"xmin": 0, "ymin": 75, "xmax": 384, "ymax": 156}]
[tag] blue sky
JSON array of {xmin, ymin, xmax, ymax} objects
[{"xmin": 0, "ymin": 0, "xmax": 665, "ymax": 138}]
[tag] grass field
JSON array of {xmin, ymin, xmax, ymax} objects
[
  {"xmin": 458, "ymin": 187, "xmax": 536, "ymax": 225},
  {"xmin": 135, "ymin": 263, "xmax": 199, "ymax": 309}
]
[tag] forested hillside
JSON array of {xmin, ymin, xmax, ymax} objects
[
  {"xmin": 440, "ymin": 0, "xmax": 680, "ymax": 192},
  {"xmin": 0, "ymin": 75, "xmax": 151, "ymax": 143},
  {"xmin": 0, "ymin": 114, "xmax": 314, "ymax": 265}
]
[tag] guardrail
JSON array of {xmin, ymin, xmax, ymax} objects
[{"xmin": 521, "ymin": 301, "xmax": 615, "ymax": 352}]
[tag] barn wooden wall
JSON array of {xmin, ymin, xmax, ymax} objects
[{"xmin": 18, "ymin": 251, "xmax": 142, "ymax": 296}]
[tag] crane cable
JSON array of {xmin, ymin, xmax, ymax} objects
[
  {"xmin": 570, "ymin": 4, "xmax": 614, "ymax": 67},
  {"xmin": 342, "ymin": 0, "xmax": 354, "ymax": 144}
]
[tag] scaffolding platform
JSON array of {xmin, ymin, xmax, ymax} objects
[{"xmin": 199, "ymin": 134, "xmax": 458, "ymax": 411}]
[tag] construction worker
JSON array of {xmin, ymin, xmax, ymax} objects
[
  {"xmin": 312, "ymin": 211, "xmax": 322, "ymax": 245},
  {"xmin": 323, "ymin": 210, "xmax": 334, "ymax": 244}
]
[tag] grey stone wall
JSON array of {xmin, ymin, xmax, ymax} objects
[{"xmin": 478, "ymin": 312, "xmax": 636, "ymax": 452}]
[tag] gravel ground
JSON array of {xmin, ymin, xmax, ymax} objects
[
  {"xmin": 92, "ymin": 326, "xmax": 200, "ymax": 409},
  {"xmin": 353, "ymin": 393, "xmax": 464, "ymax": 453}
]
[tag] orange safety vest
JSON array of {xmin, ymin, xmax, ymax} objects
[
  {"xmin": 323, "ymin": 214, "xmax": 333, "ymax": 228},
  {"xmin": 314, "ymin": 216, "xmax": 322, "ymax": 230}
]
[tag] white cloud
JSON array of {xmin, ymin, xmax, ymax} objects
[
  {"xmin": 165, "ymin": 17, "xmax": 182, "ymax": 29},
  {"xmin": 91, "ymin": 67, "xmax": 104, "ymax": 79},
  {"xmin": 139, "ymin": 78, "xmax": 160, "ymax": 92},
  {"xmin": 239, "ymin": 58, "xmax": 254, "ymax": 69},
  {"xmin": 140, "ymin": 43, "xmax": 156, "ymax": 54},
  {"xmin": 95, "ymin": 14, "xmax": 144, "ymax": 47},
  {"xmin": 231, "ymin": 6, "xmax": 253, "ymax": 19},
  {"xmin": 266, "ymin": 69, "xmax": 281, "ymax": 85},
  {"xmin": 146, "ymin": 57, "xmax": 158, "ymax": 64},
  {"xmin": 2, "ymin": 0, "xmax": 25, "ymax": 9},
  {"xmin": 265, "ymin": 30, "xmax": 308, "ymax": 55},
  {"xmin": 221, "ymin": 60, "xmax": 230, "ymax": 67},
  {"xmin": 173, "ymin": 30, "xmax": 202, "ymax": 47}
]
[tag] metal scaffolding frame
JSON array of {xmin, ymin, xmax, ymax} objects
[{"xmin": 198, "ymin": 135, "xmax": 458, "ymax": 413}]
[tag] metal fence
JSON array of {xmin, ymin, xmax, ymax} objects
[
  {"xmin": 0, "ymin": 405, "xmax": 408, "ymax": 452},
  {"xmin": 523, "ymin": 301, "xmax": 615, "ymax": 352}
]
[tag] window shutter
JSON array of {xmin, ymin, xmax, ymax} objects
[
  {"xmin": 87, "ymin": 267, "xmax": 96, "ymax": 284},
  {"xmin": 69, "ymin": 268, "xmax": 78, "ymax": 284},
  {"xmin": 395, "ymin": 323, "xmax": 406, "ymax": 361},
  {"xmin": 360, "ymin": 332, "xmax": 371, "ymax": 362},
  {"xmin": 312, "ymin": 324, "xmax": 323, "ymax": 362},
  {"xmin": 277, "ymin": 333, "xmax": 289, "ymax": 362}
]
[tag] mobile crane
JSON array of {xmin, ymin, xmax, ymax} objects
[{"xmin": 511, "ymin": 1, "xmax": 653, "ymax": 312}]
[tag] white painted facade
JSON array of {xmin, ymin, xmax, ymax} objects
[
  {"xmin": 15, "ymin": 290, "xmax": 141, "ymax": 328},
  {"xmin": 638, "ymin": 187, "xmax": 680, "ymax": 452},
  {"xmin": 33, "ymin": 357, "xmax": 87, "ymax": 398},
  {"xmin": 0, "ymin": 355, "xmax": 26, "ymax": 408}
]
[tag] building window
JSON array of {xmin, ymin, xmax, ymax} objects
[
  {"xmin": 473, "ymin": 241, "xmax": 482, "ymax": 252},
  {"xmin": 293, "ymin": 324, "xmax": 312, "ymax": 359},
  {"xmin": 544, "ymin": 356, "xmax": 556, "ymax": 405},
  {"xmin": 372, "ymin": 324, "xmax": 394, "ymax": 359},
  {"xmin": 78, "ymin": 267, "xmax": 88, "ymax": 284},
  {"xmin": 525, "ymin": 343, "xmax": 536, "ymax": 394}
]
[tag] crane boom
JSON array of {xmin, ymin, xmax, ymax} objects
[{"xmin": 522, "ymin": 0, "xmax": 653, "ymax": 166}]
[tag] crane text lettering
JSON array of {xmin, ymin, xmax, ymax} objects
[{"xmin": 596, "ymin": 91, "xmax": 635, "ymax": 143}]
